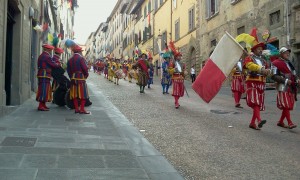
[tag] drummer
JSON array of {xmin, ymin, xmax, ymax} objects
[
  {"xmin": 114, "ymin": 58, "xmax": 122, "ymax": 85},
  {"xmin": 127, "ymin": 58, "xmax": 134, "ymax": 83}
]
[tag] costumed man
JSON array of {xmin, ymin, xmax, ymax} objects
[
  {"xmin": 114, "ymin": 59, "xmax": 122, "ymax": 85},
  {"xmin": 230, "ymin": 52, "xmax": 247, "ymax": 108},
  {"xmin": 104, "ymin": 58, "xmax": 109, "ymax": 79},
  {"xmin": 122, "ymin": 59, "xmax": 128, "ymax": 80},
  {"xmin": 271, "ymin": 47, "xmax": 299, "ymax": 129},
  {"xmin": 161, "ymin": 52, "xmax": 172, "ymax": 94},
  {"xmin": 127, "ymin": 58, "xmax": 134, "ymax": 83},
  {"xmin": 170, "ymin": 52, "xmax": 185, "ymax": 109},
  {"xmin": 133, "ymin": 52, "xmax": 149, "ymax": 93},
  {"xmin": 51, "ymin": 48, "xmax": 64, "ymax": 93},
  {"xmin": 108, "ymin": 58, "xmax": 114, "ymax": 82},
  {"xmin": 244, "ymin": 42, "xmax": 271, "ymax": 130},
  {"xmin": 36, "ymin": 44, "xmax": 60, "ymax": 111},
  {"xmin": 147, "ymin": 55, "xmax": 154, "ymax": 88},
  {"xmin": 67, "ymin": 45, "xmax": 90, "ymax": 114}
]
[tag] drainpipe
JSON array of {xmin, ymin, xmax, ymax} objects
[
  {"xmin": 170, "ymin": 0, "xmax": 172, "ymax": 41},
  {"xmin": 286, "ymin": 0, "xmax": 290, "ymax": 47}
]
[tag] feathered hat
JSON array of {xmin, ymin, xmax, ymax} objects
[
  {"xmin": 169, "ymin": 41, "xmax": 182, "ymax": 58},
  {"xmin": 235, "ymin": 27, "xmax": 266, "ymax": 52},
  {"xmin": 139, "ymin": 50, "xmax": 148, "ymax": 58}
]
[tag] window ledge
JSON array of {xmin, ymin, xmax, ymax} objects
[
  {"xmin": 206, "ymin": 11, "xmax": 219, "ymax": 21},
  {"xmin": 231, "ymin": 0, "xmax": 241, "ymax": 5}
]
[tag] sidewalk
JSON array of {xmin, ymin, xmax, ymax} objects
[{"xmin": 0, "ymin": 80, "xmax": 184, "ymax": 180}]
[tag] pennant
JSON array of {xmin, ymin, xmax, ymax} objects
[{"xmin": 192, "ymin": 32, "xmax": 244, "ymax": 103}]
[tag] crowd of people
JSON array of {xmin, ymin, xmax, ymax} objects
[
  {"xmin": 90, "ymin": 46, "xmax": 187, "ymax": 109},
  {"xmin": 229, "ymin": 34, "xmax": 299, "ymax": 130},
  {"xmin": 36, "ymin": 44, "xmax": 90, "ymax": 114},
  {"xmin": 35, "ymin": 30, "xmax": 299, "ymax": 130}
]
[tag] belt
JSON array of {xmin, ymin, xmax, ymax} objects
[{"xmin": 246, "ymin": 75, "xmax": 266, "ymax": 82}]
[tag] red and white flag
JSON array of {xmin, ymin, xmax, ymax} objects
[{"xmin": 192, "ymin": 32, "xmax": 244, "ymax": 103}]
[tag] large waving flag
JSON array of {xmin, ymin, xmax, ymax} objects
[{"xmin": 192, "ymin": 32, "xmax": 244, "ymax": 103}]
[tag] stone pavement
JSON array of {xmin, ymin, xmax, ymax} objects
[{"xmin": 0, "ymin": 80, "xmax": 184, "ymax": 180}]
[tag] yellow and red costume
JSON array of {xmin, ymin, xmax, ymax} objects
[
  {"xmin": 230, "ymin": 61, "xmax": 245, "ymax": 108},
  {"xmin": 244, "ymin": 49, "xmax": 269, "ymax": 129},
  {"xmin": 170, "ymin": 54, "xmax": 185, "ymax": 109}
]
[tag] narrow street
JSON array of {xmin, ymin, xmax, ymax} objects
[{"xmin": 88, "ymin": 72, "xmax": 300, "ymax": 180}]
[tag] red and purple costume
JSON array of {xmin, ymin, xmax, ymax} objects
[
  {"xmin": 36, "ymin": 51, "xmax": 59, "ymax": 110},
  {"xmin": 67, "ymin": 51, "xmax": 90, "ymax": 114}
]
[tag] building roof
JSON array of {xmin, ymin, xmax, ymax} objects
[
  {"xmin": 120, "ymin": 3, "xmax": 128, "ymax": 14},
  {"xmin": 130, "ymin": 0, "xmax": 145, "ymax": 14}
]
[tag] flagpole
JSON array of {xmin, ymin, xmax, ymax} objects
[{"xmin": 225, "ymin": 31, "xmax": 247, "ymax": 52}]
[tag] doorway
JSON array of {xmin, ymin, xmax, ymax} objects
[{"xmin": 5, "ymin": 5, "xmax": 15, "ymax": 105}]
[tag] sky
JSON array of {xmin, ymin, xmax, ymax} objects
[{"xmin": 73, "ymin": 0, "xmax": 118, "ymax": 45}]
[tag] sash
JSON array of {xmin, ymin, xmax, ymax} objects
[
  {"xmin": 138, "ymin": 60, "xmax": 148, "ymax": 73},
  {"xmin": 272, "ymin": 59, "xmax": 292, "ymax": 74}
]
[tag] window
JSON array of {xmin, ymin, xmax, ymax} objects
[
  {"xmin": 206, "ymin": 0, "xmax": 218, "ymax": 18},
  {"xmin": 148, "ymin": 25, "xmax": 152, "ymax": 37},
  {"xmin": 188, "ymin": 7, "xmax": 195, "ymax": 31},
  {"xmin": 270, "ymin": 10, "xmax": 280, "ymax": 26},
  {"xmin": 148, "ymin": 1, "xmax": 151, "ymax": 13},
  {"xmin": 137, "ymin": 10, "xmax": 142, "ymax": 21},
  {"xmin": 237, "ymin": 26, "xmax": 245, "ymax": 35},
  {"xmin": 161, "ymin": 31, "xmax": 167, "ymax": 50},
  {"xmin": 160, "ymin": 0, "xmax": 163, "ymax": 6},
  {"xmin": 139, "ymin": 31, "xmax": 142, "ymax": 43},
  {"xmin": 144, "ymin": 7, "xmax": 147, "ymax": 18},
  {"xmin": 154, "ymin": 0, "xmax": 158, "ymax": 11},
  {"xmin": 231, "ymin": 0, "xmax": 241, "ymax": 5},
  {"xmin": 175, "ymin": 19, "xmax": 180, "ymax": 41},
  {"xmin": 211, "ymin": 39, "xmax": 217, "ymax": 47},
  {"xmin": 143, "ymin": 25, "xmax": 152, "ymax": 42},
  {"xmin": 135, "ymin": 33, "xmax": 138, "ymax": 46}
]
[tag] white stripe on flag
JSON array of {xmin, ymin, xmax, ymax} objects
[
  {"xmin": 210, "ymin": 32, "xmax": 244, "ymax": 77},
  {"xmin": 192, "ymin": 32, "xmax": 244, "ymax": 103}
]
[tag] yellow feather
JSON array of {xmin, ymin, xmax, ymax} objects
[
  {"xmin": 235, "ymin": 33, "xmax": 256, "ymax": 47},
  {"xmin": 48, "ymin": 33, "xmax": 54, "ymax": 44}
]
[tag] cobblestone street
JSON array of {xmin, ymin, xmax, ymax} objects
[{"xmin": 88, "ymin": 72, "xmax": 300, "ymax": 180}]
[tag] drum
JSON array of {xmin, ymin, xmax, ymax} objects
[
  {"xmin": 65, "ymin": 90, "xmax": 92, "ymax": 109},
  {"xmin": 129, "ymin": 69, "xmax": 135, "ymax": 78},
  {"xmin": 115, "ymin": 69, "xmax": 125, "ymax": 79}
]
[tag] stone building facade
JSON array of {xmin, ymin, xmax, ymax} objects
[
  {"xmin": 0, "ymin": 0, "xmax": 77, "ymax": 117},
  {"xmin": 197, "ymin": 0, "xmax": 300, "ymax": 76},
  {"xmin": 0, "ymin": 0, "xmax": 40, "ymax": 116}
]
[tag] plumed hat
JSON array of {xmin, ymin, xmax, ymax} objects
[
  {"xmin": 235, "ymin": 27, "xmax": 266, "ymax": 52},
  {"xmin": 139, "ymin": 50, "xmax": 148, "ymax": 58},
  {"xmin": 163, "ymin": 51, "xmax": 172, "ymax": 59},
  {"xmin": 169, "ymin": 41, "xmax": 182, "ymax": 58}
]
